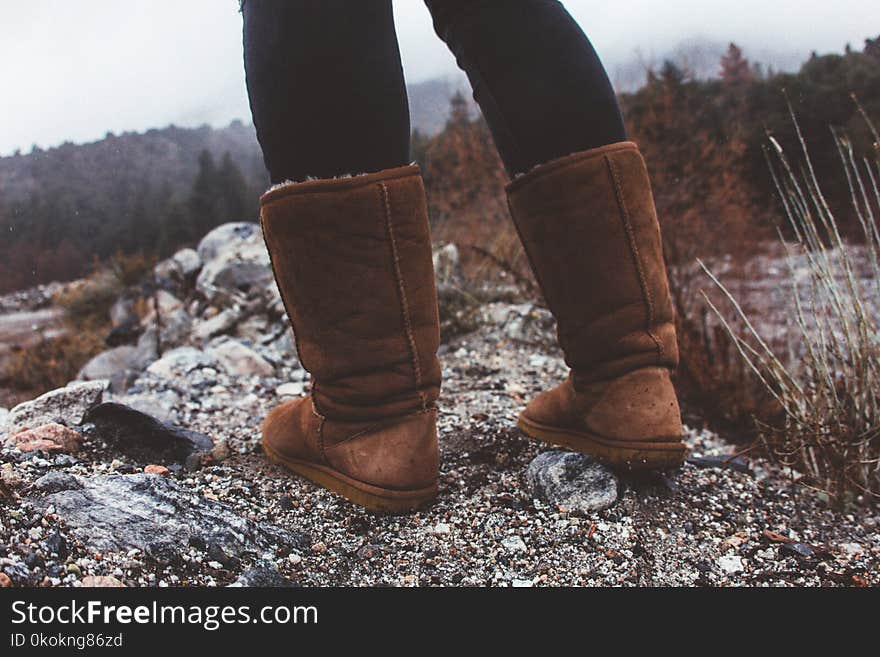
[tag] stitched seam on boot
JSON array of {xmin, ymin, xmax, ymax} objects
[
  {"xmin": 605, "ymin": 156, "xmax": 665, "ymax": 360},
  {"xmin": 310, "ymin": 394, "xmax": 328, "ymax": 463},
  {"xmin": 379, "ymin": 181, "xmax": 428, "ymax": 411}
]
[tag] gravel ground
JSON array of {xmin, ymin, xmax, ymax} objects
[{"xmin": 1, "ymin": 309, "xmax": 878, "ymax": 588}]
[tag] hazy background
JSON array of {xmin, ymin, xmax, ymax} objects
[{"xmin": 2, "ymin": 0, "xmax": 876, "ymax": 154}]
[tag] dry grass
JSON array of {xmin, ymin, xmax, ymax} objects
[
  {"xmin": 5, "ymin": 251, "xmax": 153, "ymax": 394},
  {"xmin": 701, "ymin": 99, "xmax": 880, "ymax": 502}
]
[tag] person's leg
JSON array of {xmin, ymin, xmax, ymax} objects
[
  {"xmin": 242, "ymin": 0, "xmax": 410, "ymax": 184},
  {"xmin": 426, "ymin": 1, "xmax": 684, "ymax": 470},
  {"xmin": 242, "ymin": 2, "xmax": 442, "ymax": 511},
  {"xmin": 424, "ymin": 0, "xmax": 626, "ymax": 176}
]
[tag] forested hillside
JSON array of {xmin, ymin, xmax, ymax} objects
[{"xmin": 0, "ymin": 39, "xmax": 877, "ymax": 293}]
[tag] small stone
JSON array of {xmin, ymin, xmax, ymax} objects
[
  {"xmin": 146, "ymin": 347, "xmax": 216, "ymax": 380},
  {"xmin": 81, "ymin": 575, "xmax": 125, "ymax": 587},
  {"xmin": 525, "ymin": 450, "xmax": 618, "ymax": 514},
  {"xmin": 6, "ymin": 423, "xmax": 81, "ymax": 453},
  {"xmin": 431, "ymin": 523, "xmax": 451, "ymax": 535},
  {"xmin": 276, "ymin": 382, "xmax": 305, "ymax": 397},
  {"xmin": 66, "ymin": 563, "xmax": 82, "ymax": 576},
  {"xmin": 211, "ymin": 439, "xmax": 231, "ymax": 462},
  {"xmin": 144, "ymin": 465, "xmax": 170, "ymax": 476},
  {"xmin": 501, "ymin": 536, "xmax": 527, "ymax": 553},
  {"xmin": 230, "ymin": 561, "xmax": 294, "ymax": 587},
  {"xmin": 1, "ymin": 463, "xmax": 22, "ymax": 488},
  {"xmin": 311, "ymin": 542, "xmax": 327, "ymax": 554},
  {"xmin": 717, "ymin": 555, "xmax": 744, "ymax": 574},
  {"xmin": 210, "ymin": 340, "xmax": 275, "ymax": 377},
  {"xmin": 511, "ymin": 579, "xmax": 533, "ymax": 588},
  {"xmin": 0, "ymin": 573, "xmax": 11, "ymax": 587},
  {"xmin": 781, "ymin": 542, "xmax": 814, "ymax": 559},
  {"xmin": 840, "ymin": 543, "xmax": 864, "ymax": 556}
]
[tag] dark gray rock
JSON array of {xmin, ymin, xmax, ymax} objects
[
  {"xmin": 30, "ymin": 473, "xmax": 309, "ymax": 560},
  {"xmin": 525, "ymin": 450, "xmax": 618, "ymax": 513},
  {"xmin": 687, "ymin": 454, "xmax": 752, "ymax": 475},
  {"xmin": 781, "ymin": 542, "xmax": 815, "ymax": 559},
  {"xmin": 230, "ymin": 561, "xmax": 295, "ymax": 587},
  {"xmin": 83, "ymin": 402, "xmax": 212, "ymax": 463}
]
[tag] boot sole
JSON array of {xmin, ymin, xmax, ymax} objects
[
  {"xmin": 517, "ymin": 413, "xmax": 687, "ymax": 471},
  {"xmin": 262, "ymin": 439, "xmax": 438, "ymax": 514}
]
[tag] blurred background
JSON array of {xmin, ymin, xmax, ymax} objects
[{"xmin": 1, "ymin": 1, "xmax": 878, "ymax": 489}]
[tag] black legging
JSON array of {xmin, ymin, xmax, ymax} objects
[{"xmin": 242, "ymin": 0, "xmax": 626, "ymax": 184}]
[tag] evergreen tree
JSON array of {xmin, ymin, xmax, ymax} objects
[{"xmin": 720, "ymin": 43, "xmax": 753, "ymax": 85}]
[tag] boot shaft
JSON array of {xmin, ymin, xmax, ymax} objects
[
  {"xmin": 506, "ymin": 142, "xmax": 678, "ymax": 383},
  {"xmin": 260, "ymin": 166, "xmax": 441, "ymax": 421}
]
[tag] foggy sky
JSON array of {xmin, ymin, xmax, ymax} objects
[{"xmin": 1, "ymin": 0, "xmax": 876, "ymax": 155}]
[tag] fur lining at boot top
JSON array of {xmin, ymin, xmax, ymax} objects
[{"xmin": 265, "ymin": 163, "xmax": 419, "ymax": 194}]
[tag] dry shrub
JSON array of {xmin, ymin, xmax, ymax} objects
[
  {"xmin": 5, "ymin": 252, "xmax": 152, "ymax": 394},
  {"xmin": 702, "ymin": 100, "xmax": 880, "ymax": 502},
  {"xmin": 4, "ymin": 332, "xmax": 105, "ymax": 392}
]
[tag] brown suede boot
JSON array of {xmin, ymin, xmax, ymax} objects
[
  {"xmin": 506, "ymin": 142, "xmax": 686, "ymax": 470},
  {"xmin": 259, "ymin": 165, "xmax": 441, "ymax": 512}
]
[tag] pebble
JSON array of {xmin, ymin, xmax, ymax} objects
[
  {"xmin": 717, "ymin": 555, "xmax": 744, "ymax": 574},
  {"xmin": 276, "ymin": 382, "xmax": 305, "ymax": 397},
  {"xmin": 81, "ymin": 575, "xmax": 125, "ymax": 587},
  {"xmin": 501, "ymin": 536, "xmax": 528, "ymax": 553}
]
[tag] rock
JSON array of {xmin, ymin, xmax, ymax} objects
[
  {"xmin": 78, "ymin": 346, "xmax": 150, "ymax": 382},
  {"xmin": 173, "ymin": 248, "xmax": 203, "ymax": 278},
  {"xmin": 5, "ymin": 423, "xmax": 82, "ymax": 453},
  {"xmin": 433, "ymin": 243, "xmax": 463, "ymax": 291},
  {"xmin": 146, "ymin": 347, "xmax": 216, "ymax": 379},
  {"xmin": 209, "ymin": 340, "xmax": 274, "ymax": 377},
  {"xmin": 0, "ymin": 572, "xmax": 11, "ymax": 587},
  {"xmin": 148, "ymin": 289, "xmax": 185, "ymax": 317},
  {"xmin": 1, "ymin": 463, "xmax": 22, "ymax": 488},
  {"xmin": 501, "ymin": 536, "xmax": 528, "ymax": 553},
  {"xmin": 717, "ymin": 555, "xmax": 745, "ymax": 574},
  {"xmin": 138, "ymin": 309, "xmax": 192, "ymax": 352},
  {"xmin": 81, "ymin": 575, "xmax": 125, "ymax": 587},
  {"xmin": 144, "ymin": 464, "xmax": 170, "ymax": 476},
  {"xmin": 211, "ymin": 439, "xmax": 231, "ymax": 462},
  {"xmin": 8, "ymin": 380, "xmax": 106, "ymax": 432},
  {"xmin": 525, "ymin": 450, "xmax": 618, "ymax": 513},
  {"xmin": 276, "ymin": 382, "xmax": 305, "ymax": 397},
  {"xmin": 197, "ymin": 222, "xmax": 262, "ymax": 263},
  {"xmin": 687, "ymin": 454, "xmax": 752, "ymax": 475},
  {"xmin": 30, "ymin": 473, "xmax": 309, "ymax": 561},
  {"xmin": 154, "ymin": 248, "xmax": 202, "ymax": 290},
  {"xmin": 197, "ymin": 251, "xmax": 273, "ymax": 304},
  {"xmin": 84, "ymin": 402, "xmax": 212, "ymax": 463},
  {"xmin": 483, "ymin": 303, "xmax": 556, "ymax": 346},
  {"xmin": 193, "ymin": 308, "xmax": 241, "ymax": 342},
  {"xmin": 105, "ymin": 301, "xmax": 142, "ymax": 347},
  {"xmin": 235, "ymin": 314, "xmax": 270, "ymax": 343},
  {"xmin": 781, "ymin": 542, "xmax": 814, "ymax": 559},
  {"xmin": 116, "ymin": 390, "xmax": 181, "ymax": 424},
  {"xmin": 230, "ymin": 561, "xmax": 294, "ymax": 587},
  {"xmin": 840, "ymin": 542, "xmax": 864, "ymax": 556}
]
